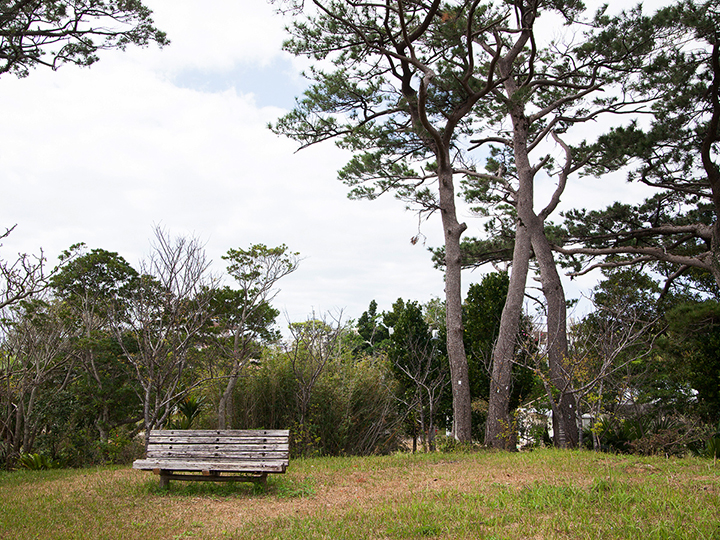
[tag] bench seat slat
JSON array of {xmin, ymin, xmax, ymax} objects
[
  {"xmin": 147, "ymin": 442, "xmax": 289, "ymax": 450},
  {"xmin": 133, "ymin": 458, "xmax": 288, "ymax": 473}
]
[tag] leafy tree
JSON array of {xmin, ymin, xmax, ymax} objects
[
  {"xmin": 49, "ymin": 247, "xmax": 140, "ymax": 443},
  {"xmin": 463, "ymin": 273, "xmax": 508, "ymax": 401},
  {"xmin": 438, "ymin": 2, "xmax": 677, "ymax": 448},
  {"xmin": 0, "ymin": 0, "xmax": 168, "ymax": 78},
  {"xmin": 463, "ymin": 272, "xmax": 536, "ymax": 442},
  {"xmin": 209, "ymin": 244, "xmax": 299, "ymax": 429},
  {"xmin": 662, "ymin": 300, "xmax": 720, "ymax": 423},
  {"xmin": 273, "ymin": 0, "xmax": 666, "ymax": 448},
  {"xmin": 355, "ymin": 300, "xmax": 389, "ymax": 356},
  {"xmin": 555, "ymin": 1, "xmax": 720, "ymax": 290}
]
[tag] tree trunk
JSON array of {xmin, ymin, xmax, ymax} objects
[
  {"xmin": 13, "ymin": 398, "xmax": 24, "ymax": 454},
  {"xmin": 529, "ymin": 224, "xmax": 578, "ymax": 448},
  {"xmin": 711, "ymin": 222, "xmax": 720, "ymax": 290},
  {"xmin": 22, "ymin": 385, "xmax": 38, "ymax": 453},
  {"xmin": 485, "ymin": 223, "xmax": 531, "ymax": 448},
  {"xmin": 704, "ymin": 39, "xmax": 720, "ymax": 289},
  {"xmin": 143, "ymin": 386, "xmax": 152, "ymax": 452},
  {"xmin": 217, "ymin": 371, "xmax": 238, "ymax": 430},
  {"xmin": 437, "ymin": 164, "xmax": 472, "ymax": 441}
]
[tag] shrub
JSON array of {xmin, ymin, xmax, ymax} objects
[
  {"xmin": 231, "ymin": 352, "xmax": 401, "ymax": 457},
  {"xmin": 435, "ymin": 434, "xmax": 482, "ymax": 453},
  {"xmin": 593, "ymin": 414, "xmax": 711, "ymax": 456},
  {"xmin": 17, "ymin": 453, "xmax": 59, "ymax": 471}
]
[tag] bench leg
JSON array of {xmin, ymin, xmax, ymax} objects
[{"xmin": 159, "ymin": 473, "xmax": 170, "ymax": 489}]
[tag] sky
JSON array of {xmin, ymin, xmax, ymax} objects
[{"xmin": 0, "ymin": 0, "xmax": 665, "ymax": 328}]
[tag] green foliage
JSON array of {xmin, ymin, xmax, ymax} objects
[
  {"xmin": 383, "ymin": 298, "xmax": 449, "ymax": 448},
  {"xmin": 555, "ymin": 1, "xmax": 720, "ymax": 287},
  {"xmin": 433, "ymin": 435, "xmax": 482, "ymax": 454},
  {"xmin": 592, "ymin": 415, "xmax": 711, "ymax": 457},
  {"xmin": 206, "ymin": 286, "xmax": 280, "ymax": 345},
  {"xmin": 463, "ymin": 273, "xmax": 539, "ymax": 440},
  {"xmin": 354, "ymin": 300, "xmax": 389, "ymax": 356},
  {"xmin": 166, "ymin": 395, "xmax": 205, "ymax": 430},
  {"xmin": 222, "ymin": 244, "xmax": 299, "ymax": 296},
  {"xmin": 0, "ymin": 0, "xmax": 169, "ymax": 78},
  {"xmin": 703, "ymin": 436, "xmax": 720, "ymax": 459},
  {"xmin": 51, "ymin": 247, "xmax": 139, "ymax": 308},
  {"xmin": 661, "ymin": 300, "xmax": 720, "ymax": 422},
  {"xmin": 93, "ymin": 429, "xmax": 144, "ymax": 465},
  {"xmin": 17, "ymin": 453, "xmax": 59, "ymax": 471},
  {"xmin": 231, "ymin": 349, "xmax": 401, "ymax": 457}
]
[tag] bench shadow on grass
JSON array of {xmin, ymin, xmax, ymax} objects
[{"xmin": 135, "ymin": 475, "xmax": 316, "ymax": 500}]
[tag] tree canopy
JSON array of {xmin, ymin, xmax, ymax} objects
[{"xmin": 0, "ymin": 0, "xmax": 168, "ymax": 77}]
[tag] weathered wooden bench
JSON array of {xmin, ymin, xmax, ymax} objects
[{"xmin": 132, "ymin": 429, "xmax": 290, "ymax": 488}]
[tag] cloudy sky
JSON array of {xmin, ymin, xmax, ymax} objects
[{"xmin": 0, "ymin": 0, "xmax": 663, "ymax": 326}]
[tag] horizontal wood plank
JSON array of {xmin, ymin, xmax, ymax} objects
[
  {"xmin": 133, "ymin": 458, "xmax": 288, "ymax": 473},
  {"xmin": 146, "ymin": 449, "xmax": 288, "ymax": 459},
  {"xmin": 151, "ymin": 429, "xmax": 289, "ymax": 437},
  {"xmin": 148, "ymin": 436, "xmax": 288, "ymax": 445},
  {"xmin": 147, "ymin": 441, "xmax": 289, "ymax": 450}
]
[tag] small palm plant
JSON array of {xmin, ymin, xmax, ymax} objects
[{"xmin": 167, "ymin": 395, "xmax": 205, "ymax": 430}]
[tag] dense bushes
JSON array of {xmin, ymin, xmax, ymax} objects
[{"xmin": 222, "ymin": 351, "xmax": 402, "ymax": 457}]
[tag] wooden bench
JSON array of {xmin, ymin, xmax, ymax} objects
[{"xmin": 132, "ymin": 429, "xmax": 290, "ymax": 488}]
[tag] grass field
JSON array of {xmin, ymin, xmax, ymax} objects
[{"xmin": 1, "ymin": 449, "xmax": 718, "ymax": 539}]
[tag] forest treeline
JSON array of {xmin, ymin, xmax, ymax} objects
[{"xmin": 1, "ymin": 226, "xmax": 718, "ymax": 469}]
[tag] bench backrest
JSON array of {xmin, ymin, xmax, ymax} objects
[{"xmin": 146, "ymin": 429, "xmax": 290, "ymax": 468}]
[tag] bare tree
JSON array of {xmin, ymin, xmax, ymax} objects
[
  {"xmin": 1, "ymin": 226, "xmax": 54, "ymax": 311},
  {"xmin": 113, "ymin": 227, "xmax": 216, "ymax": 449},
  {"xmin": 517, "ymin": 291, "xmax": 660, "ymax": 449},
  {"xmin": 0, "ymin": 295, "xmax": 73, "ymax": 459},
  {"xmin": 287, "ymin": 312, "xmax": 343, "ymax": 428},
  {"xmin": 392, "ymin": 331, "xmax": 448, "ymax": 452}
]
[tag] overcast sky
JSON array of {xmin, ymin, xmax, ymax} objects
[{"xmin": 0, "ymin": 0, "xmax": 665, "ymax": 327}]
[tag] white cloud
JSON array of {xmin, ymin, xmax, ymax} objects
[
  {"xmin": 130, "ymin": 0, "xmax": 291, "ymax": 72},
  {"xmin": 0, "ymin": 18, "xmax": 448, "ymax": 325}
]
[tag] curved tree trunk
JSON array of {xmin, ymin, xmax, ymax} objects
[
  {"xmin": 529, "ymin": 224, "xmax": 578, "ymax": 448},
  {"xmin": 485, "ymin": 223, "xmax": 531, "ymax": 448}
]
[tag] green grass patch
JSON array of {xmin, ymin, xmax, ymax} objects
[{"xmin": 0, "ymin": 449, "xmax": 718, "ymax": 540}]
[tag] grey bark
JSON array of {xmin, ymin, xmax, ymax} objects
[
  {"xmin": 438, "ymin": 164, "xmax": 472, "ymax": 441},
  {"xmin": 485, "ymin": 222, "xmax": 531, "ymax": 448}
]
